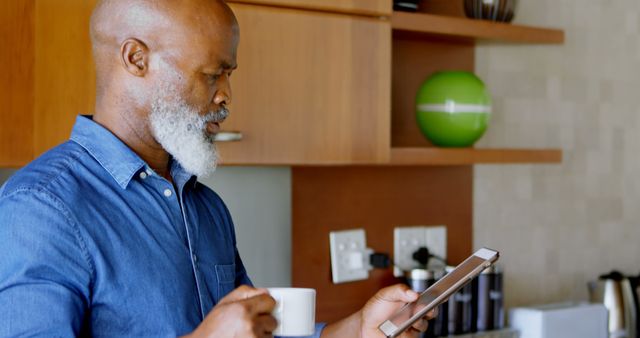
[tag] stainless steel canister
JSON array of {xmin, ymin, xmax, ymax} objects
[
  {"xmin": 406, "ymin": 268, "xmax": 434, "ymax": 294},
  {"xmin": 447, "ymin": 266, "xmax": 476, "ymax": 335},
  {"xmin": 476, "ymin": 265, "xmax": 504, "ymax": 331}
]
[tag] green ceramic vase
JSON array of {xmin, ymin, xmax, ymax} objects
[{"xmin": 416, "ymin": 71, "xmax": 492, "ymax": 147}]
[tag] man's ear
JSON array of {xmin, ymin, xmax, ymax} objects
[{"xmin": 120, "ymin": 38, "xmax": 149, "ymax": 77}]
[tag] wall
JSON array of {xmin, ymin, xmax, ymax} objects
[
  {"xmin": 0, "ymin": 167, "xmax": 292, "ymax": 288},
  {"xmin": 474, "ymin": 0, "xmax": 640, "ymax": 307}
]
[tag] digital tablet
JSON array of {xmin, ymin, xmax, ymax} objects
[{"xmin": 378, "ymin": 247, "xmax": 500, "ymax": 338}]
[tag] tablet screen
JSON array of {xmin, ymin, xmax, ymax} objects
[{"xmin": 379, "ymin": 248, "xmax": 498, "ymax": 337}]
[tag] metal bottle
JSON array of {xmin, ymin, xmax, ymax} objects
[
  {"xmin": 447, "ymin": 266, "xmax": 476, "ymax": 335},
  {"xmin": 476, "ymin": 265, "xmax": 504, "ymax": 331}
]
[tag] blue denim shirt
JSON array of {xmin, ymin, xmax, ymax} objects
[{"xmin": 0, "ymin": 116, "xmax": 324, "ymax": 338}]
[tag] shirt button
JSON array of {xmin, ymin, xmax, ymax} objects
[
  {"xmin": 139, "ymin": 172, "xmax": 147, "ymax": 179},
  {"xmin": 163, "ymin": 189, "xmax": 173, "ymax": 197},
  {"xmin": 192, "ymin": 253, "xmax": 198, "ymax": 263}
]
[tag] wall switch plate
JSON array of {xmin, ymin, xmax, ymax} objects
[
  {"xmin": 393, "ymin": 225, "xmax": 447, "ymax": 277},
  {"xmin": 425, "ymin": 226, "xmax": 447, "ymax": 260},
  {"xmin": 393, "ymin": 226, "xmax": 426, "ymax": 277},
  {"xmin": 329, "ymin": 229, "xmax": 371, "ymax": 284}
]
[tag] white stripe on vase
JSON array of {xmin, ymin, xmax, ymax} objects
[{"xmin": 417, "ymin": 103, "xmax": 492, "ymax": 114}]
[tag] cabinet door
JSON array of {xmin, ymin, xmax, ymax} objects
[
  {"xmin": 0, "ymin": 0, "xmax": 96, "ymax": 167},
  {"xmin": 34, "ymin": 0, "xmax": 96, "ymax": 157},
  {"xmin": 0, "ymin": 0, "xmax": 35, "ymax": 167},
  {"xmin": 221, "ymin": 4, "xmax": 391, "ymax": 165}
]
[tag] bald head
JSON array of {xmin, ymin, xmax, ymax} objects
[
  {"xmin": 91, "ymin": 0, "xmax": 238, "ymax": 95},
  {"xmin": 90, "ymin": 0, "xmax": 237, "ymax": 57},
  {"xmin": 89, "ymin": 0, "xmax": 240, "ymax": 177}
]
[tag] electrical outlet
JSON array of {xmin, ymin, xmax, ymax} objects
[
  {"xmin": 393, "ymin": 226, "xmax": 427, "ymax": 277},
  {"xmin": 393, "ymin": 225, "xmax": 447, "ymax": 277},
  {"xmin": 329, "ymin": 229, "xmax": 371, "ymax": 284},
  {"xmin": 425, "ymin": 226, "xmax": 447, "ymax": 260}
]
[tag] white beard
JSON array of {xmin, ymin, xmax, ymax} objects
[{"xmin": 149, "ymin": 84, "xmax": 228, "ymax": 178}]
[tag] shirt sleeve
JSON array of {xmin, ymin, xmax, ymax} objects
[{"xmin": 0, "ymin": 189, "xmax": 93, "ymax": 337}]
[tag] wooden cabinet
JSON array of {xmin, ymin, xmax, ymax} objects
[
  {"xmin": 0, "ymin": 1, "xmax": 35, "ymax": 167},
  {"xmin": 33, "ymin": 0, "xmax": 96, "ymax": 157},
  {"xmin": 0, "ymin": 0, "xmax": 96, "ymax": 167},
  {"xmin": 1, "ymin": 1, "xmax": 560, "ymax": 167},
  {"xmin": 221, "ymin": 3, "xmax": 391, "ymax": 164}
]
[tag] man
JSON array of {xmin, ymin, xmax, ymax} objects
[{"xmin": 0, "ymin": 0, "xmax": 433, "ymax": 337}]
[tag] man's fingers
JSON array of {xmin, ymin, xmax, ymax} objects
[
  {"xmin": 219, "ymin": 285, "xmax": 269, "ymax": 304},
  {"xmin": 411, "ymin": 317, "xmax": 429, "ymax": 332},
  {"xmin": 241, "ymin": 293, "xmax": 277, "ymax": 315},
  {"xmin": 255, "ymin": 313, "xmax": 278, "ymax": 334},
  {"xmin": 407, "ymin": 307, "xmax": 436, "ymax": 333},
  {"xmin": 194, "ymin": 286, "xmax": 278, "ymax": 338},
  {"xmin": 398, "ymin": 327, "xmax": 421, "ymax": 338},
  {"xmin": 426, "ymin": 308, "xmax": 438, "ymax": 319},
  {"xmin": 374, "ymin": 284, "xmax": 419, "ymax": 304}
]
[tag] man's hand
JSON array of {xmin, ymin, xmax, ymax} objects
[
  {"xmin": 359, "ymin": 284, "xmax": 436, "ymax": 338},
  {"xmin": 321, "ymin": 284, "xmax": 437, "ymax": 338},
  {"xmin": 183, "ymin": 285, "xmax": 278, "ymax": 338}
]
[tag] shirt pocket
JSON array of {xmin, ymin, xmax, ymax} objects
[{"xmin": 214, "ymin": 263, "xmax": 236, "ymax": 303}]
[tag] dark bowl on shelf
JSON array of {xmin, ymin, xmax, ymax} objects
[
  {"xmin": 464, "ymin": 0, "xmax": 517, "ymax": 23},
  {"xmin": 394, "ymin": 0, "xmax": 422, "ymax": 12}
]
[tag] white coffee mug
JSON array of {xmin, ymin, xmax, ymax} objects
[{"xmin": 267, "ymin": 288, "xmax": 316, "ymax": 337}]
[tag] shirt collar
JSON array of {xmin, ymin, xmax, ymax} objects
[
  {"xmin": 170, "ymin": 159, "xmax": 199, "ymax": 190},
  {"xmin": 70, "ymin": 115, "xmax": 146, "ymax": 189}
]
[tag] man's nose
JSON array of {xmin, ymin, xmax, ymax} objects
[{"xmin": 213, "ymin": 75, "xmax": 232, "ymax": 107}]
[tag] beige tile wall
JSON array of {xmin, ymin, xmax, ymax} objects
[{"xmin": 474, "ymin": 0, "xmax": 640, "ymax": 307}]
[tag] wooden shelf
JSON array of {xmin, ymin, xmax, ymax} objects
[
  {"xmin": 389, "ymin": 147, "xmax": 563, "ymax": 165},
  {"xmin": 391, "ymin": 11, "xmax": 564, "ymax": 44}
]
